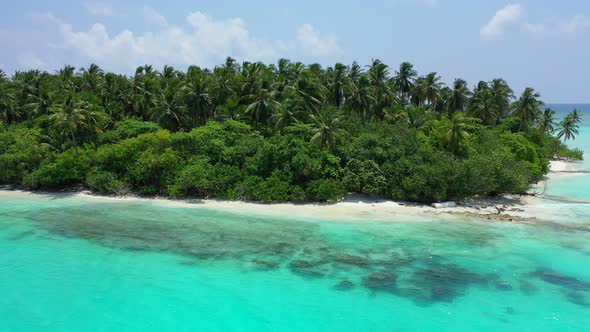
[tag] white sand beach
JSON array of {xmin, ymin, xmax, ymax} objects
[
  {"xmin": 1, "ymin": 160, "xmax": 587, "ymax": 225},
  {"xmin": 550, "ymin": 160, "xmax": 577, "ymax": 172}
]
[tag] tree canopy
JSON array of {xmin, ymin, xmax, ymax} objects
[{"xmin": 0, "ymin": 58, "xmax": 582, "ymax": 202}]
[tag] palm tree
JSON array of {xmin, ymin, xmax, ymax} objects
[
  {"xmin": 140, "ymin": 65, "xmax": 157, "ymax": 78},
  {"xmin": 239, "ymin": 62, "xmax": 265, "ymax": 99},
  {"xmin": 160, "ymin": 65, "xmax": 177, "ymax": 80},
  {"xmin": 100, "ymin": 73, "xmax": 129, "ymax": 119},
  {"xmin": 244, "ymin": 87, "xmax": 281, "ymax": 129},
  {"xmin": 0, "ymin": 74, "xmax": 19, "ymax": 123},
  {"xmin": 569, "ymin": 108, "xmax": 582, "ymax": 124},
  {"xmin": 133, "ymin": 77, "xmax": 160, "ymax": 120},
  {"xmin": 25, "ymin": 82, "xmax": 53, "ymax": 118},
  {"xmin": 557, "ymin": 110, "xmax": 582, "ymax": 141},
  {"xmin": 447, "ymin": 78, "xmax": 471, "ymax": 113},
  {"xmin": 152, "ymin": 86, "xmax": 185, "ymax": 131},
  {"xmin": 444, "ymin": 112, "xmax": 474, "ymax": 155},
  {"xmin": 310, "ymin": 108, "xmax": 346, "ymax": 150},
  {"xmin": 468, "ymin": 81, "xmax": 495, "ymax": 125},
  {"xmin": 367, "ymin": 59, "xmax": 394, "ymax": 115},
  {"xmin": 367, "ymin": 59, "xmax": 390, "ymax": 86},
  {"xmin": 345, "ymin": 76, "xmax": 376, "ymax": 120},
  {"xmin": 180, "ymin": 69, "xmax": 213, "ymax": 126},
  {"xmin": 512, "ymin": 87, "xmax": 543, "ymax": 131},
  {"xmin": 57, "ymin": 65, "xmax": 76, "ymax": 92},
  {"xmin": 410, "ymin": 76, "xmax": 426, "ymax": 106},
  {"xmin": 0, "ymin": 99, "xmax": 19, "ymax": 124},
  {"xmin": 79, "ymin": 63, "xmax": 104, "ymax": 93},
  {"xmin": 540, "ymin": 108, "xmax": 556, "ymax": 134},
  {"xmin": 214, "ymin": 98, "xmax": 241, "ymax": 121},
  {"xmin": 49, "ymin": 94, "xmax": 105, "ymax": 156},
  {"xmin": 394, "ymin": 105, "xmax": 431, "ymax": 129},
  {"xmin": 489, "ymin": 78, "xmax": 514, "ymax": 125},
  {"xmin": 327, "ymin": 63, "xmax": 348, "ymax": 108},
  {"xmin": 270, "ymin": 98, "xmax": 304, "ymax": 132},
  {"xmin": 211, "ymin": 73, "xmax": 236, "ymax": 106},
  {"xmin": 221, "ymin": 57, "xmax": 239, "ymax": 75},
  {"xmin": 348, "ymin": 61, "xmax": 362, "ymax": 83},
  {"xmin": 393, "ymin": 62, "xmax": 417, "ymax": 105},
  {"xmin": 417, "ymin": 72, "xmax": 443, "ymax": 107},
  {"xmin": 276, "ymin": 58, "xmax": 299, "ymax": 85},
  {"xmin": 288, "ymin": 71, "xmax": 324, "ymax": 115}
]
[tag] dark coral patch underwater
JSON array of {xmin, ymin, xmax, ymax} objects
[{"xmin": 21, "ymin": 204, "xmax": 590, "ymax": 307}]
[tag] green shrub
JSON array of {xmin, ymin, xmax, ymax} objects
[
  {"xmin": 25, "ymin": 149, "xmax": 89, "ymax": 189},
  {"xmin": 85, "ymin": 168, "xmax": 128, "ymax": 194},
  {"xmin": 0, "ymin": 128, "xmax": 54, "ymax": 184},
  {"xmin": 99, "ymin": 119, "xmax": 161, "ymax": 143},
  {"xmin": 342, "ymin": 159, "xmax": 387, "ymax": 195},
  {"xmin": 305, "ymin": 179, "xmax": 346, "ymax": 202},
  {"xmin": 127, "ymin": 147, "xmax": 180, "ymax": 195}
]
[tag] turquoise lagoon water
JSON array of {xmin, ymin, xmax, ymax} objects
[
  {"xmin": 540, "ymin": 104, "xmax": 590, "ymax": 201},
  {"xmin": 1, "ymin": 104, "xmax": 589, "ymax": 332}
]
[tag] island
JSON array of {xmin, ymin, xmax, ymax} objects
[{"xmin": 0, "ymin": 59, "xmax": 583, "ymax": 204}]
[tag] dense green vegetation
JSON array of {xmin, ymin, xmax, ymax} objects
[{"xmin": 0, "ymin": 59, "xmax": 582, "ymax": 202}]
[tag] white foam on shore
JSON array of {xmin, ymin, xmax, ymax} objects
[
  {"xmin": 549, "ymin": 160, "xmax": 585, "ymax": 174},
  {"xmin": 0, "ymin": 189, "xmax": 437, "ymax": 222},
  {"xmin": 0, "ymin": 188, "xmax": 552, "ymax": 224}
]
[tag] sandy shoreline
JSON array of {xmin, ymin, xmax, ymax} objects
[
  {"xmin": 549, "ymin": 160, "xmax": 581, "ymax": 172},
  {"xmin": 0, "ymin": 189, "xmax": 444, "ymax": 222},
  {"xmin": 0, "ymin": 160, "xmax": 587, "ymax": 224}
]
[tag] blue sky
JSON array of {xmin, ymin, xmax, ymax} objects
[{"xmin": 0, "ymin": 0, "xmax": 588, "ymax": 102}]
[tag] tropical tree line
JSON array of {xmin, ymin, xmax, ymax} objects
[{"xmin": 0, "ymin": 59, "xmax": 582, "ymax": 202}]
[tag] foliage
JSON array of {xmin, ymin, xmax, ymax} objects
[
  {"xmin": 98, "ymin": 119, "xmax": 161, "ymax": 143},
  {"xmin": 0, "ymin": 127, "xmax": 55, "ymax": 184},
  {"xmin": 0, "ymin": 59, "xmax": 582, "ymax": 202},
  {"xmin": 86, "ymin": 168, "xmax": 128, "ymax": 194},
  {"xmin": 557, "ymin": 109, "xmax": 581, "ymax": 142}
]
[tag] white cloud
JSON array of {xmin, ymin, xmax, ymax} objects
[
  {"xmin": 481, "ymin": 4, "xmax": 522, "ymax": 37},
  {"xmin": 28, "ymin": 12, "xmax": 339, "ymax": 72},
  {"xmin": 524, "ymin": 22, "xmax": 545, "ymax": 34},
  {"xmin": 142, "ymin": 6, "xmax": 167, "ymax": 27},
  {"xmin": 565, "ymin": 14, "xmax": 590, "ymax": 33},
  {"xmin": 84, "ymin": 2, "xmax": 113, "ymax": 16},
  {"xmin": 296, "ymin": 24, "xmax": 340, "ymax": 56}
]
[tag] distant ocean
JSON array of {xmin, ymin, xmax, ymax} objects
[
  {"xmin": 543, "ymin": 104, "xmax": 590, "ymax": 202},
  {"xmin": 546, "ymin": 103, "xmax": 590, "ymax": 163},
  {"xmin": 546, "ymin": 103, "xmax": 590, "ymax": 125}
]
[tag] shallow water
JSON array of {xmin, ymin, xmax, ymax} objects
[
  {"xmin": 1, "ymin": 193, "xmax": 590, "ymax": 331},
  {"xmin": 1, "ymin": 104, "xmax": 589, "ymax": 331},
  {"xmin": 542, "ymin": 104, "xmax": 590, "ymax": 200}
]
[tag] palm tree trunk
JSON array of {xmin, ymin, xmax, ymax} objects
[{"xmin": 70, "ymin": 127, "xmax": 79, "ymax": 158}]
